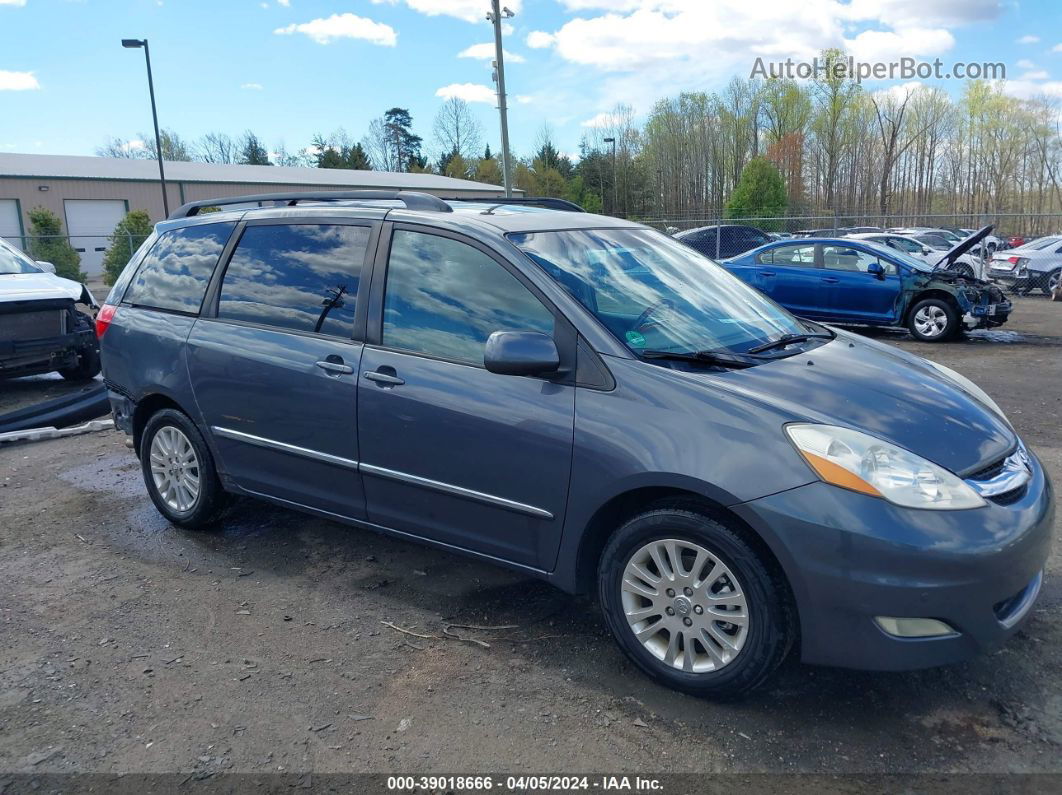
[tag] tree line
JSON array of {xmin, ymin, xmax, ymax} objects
[{"xmin": 95, "ymin": 52, "xmax": 1062, "ymax": 233}]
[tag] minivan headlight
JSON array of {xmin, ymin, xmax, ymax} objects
[
  {"xmin": 786, "ymin": 424, "xmax": 985, "ymax": 510},
  {"xmin": 920, "ymin": 359, "xmax": 1009, "ymax": 425}
]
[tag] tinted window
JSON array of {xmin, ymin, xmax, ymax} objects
[
  {"xmin": 760, "ymin": 244, "xmax": 816, "ymax": 266},
  {"xmin": 218, "ymin": 224, "xmax": 369, "ymax": 338},
  {"xmin": 382, "ymin": 230, "xmax": 554, "ymax": 365},
  {"xmin": 124, "ymin": 223, "xmax": 234, "ymax": 313}
]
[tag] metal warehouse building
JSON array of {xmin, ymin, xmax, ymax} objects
[{"xmin": 0, "ymin": 153, "xmax": 513, "ymax": 277}]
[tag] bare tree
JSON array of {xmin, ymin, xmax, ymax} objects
[
  {"xmin": 195, "ymin": 132, "xmax": 239, "ymax": 163},
  {"xmin": 431, "ymin": 97, "xmax": 483, "ymax": 164}
]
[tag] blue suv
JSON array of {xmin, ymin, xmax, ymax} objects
[{"xmin": 99, "ymin": 191, "xmax": 1052, "ymax": 697}]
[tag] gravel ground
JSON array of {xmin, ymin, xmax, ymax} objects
[{"xmin": 0, "ymin": 296, "xmax": 1059, "ymax": 787}]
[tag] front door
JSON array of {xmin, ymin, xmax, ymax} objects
[
  {"xmin": 357, "ymin": 227, "xmax": 575, "ymax": 569},
  {"xmin": 819, "ymin": 244, "xmax": 902, "ymax": 324},
  {"xmin": 187, "ymin": 220, "xmax": 374, "ymax": 519}
]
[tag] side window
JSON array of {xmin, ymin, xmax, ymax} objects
[
  {"xmin": 822, "ymin": 245, "xmax": 894, "ymax": 275},
  {"xmin": 767, "ymin": 244, "xmax": 816, "ymax": 266},
  {"xmin": 382, "ymin": 230, "xmax": 554, "ymax": 366},
  {"xmin": 124, "ymin": 223, "xmax": 234, "ymax": 313},
  {"xmin": 217, "ymin": 223, "xmax": 369, "ymax": 339}
]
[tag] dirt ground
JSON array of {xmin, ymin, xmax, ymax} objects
[{"xmin": 1, "ymin": 296, "xmax": 1060, "ymax": 786}]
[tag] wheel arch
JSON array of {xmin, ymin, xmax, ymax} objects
[
  {"xmin": 572, "ymin": 486, "xmax": 797, "ymax": 617},
  {"xmin": 905, "ymin": 289, "xmax": 964, "ymax": 326},
  {"xmin": 132, "ymin": 392, "xmax": 191, "ymax": 456}
]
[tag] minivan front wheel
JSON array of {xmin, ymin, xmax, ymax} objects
[
  {"xmin": 598, "ymin": 508, "xmax": 793, "ymax": 698},
  {"xmin": 140, "ymin": 409, "xmax": 227, "ymax": 529}
]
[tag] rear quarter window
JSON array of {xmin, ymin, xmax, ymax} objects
[{"xmin": 123, "ymin": 222, "xmax": 235, "ymax": 314}]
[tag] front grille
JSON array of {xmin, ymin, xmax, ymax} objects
[
  {"xmin": 0, "ymin": 310, "xmax": 65, "ymax": 342},
  {"xmin": 967, "ymin": 456, "xmax": 1007, "ymax": 481},
  {"xmin": 989, "ymin": 485, "xmax": 1027, "ymax": 506}
]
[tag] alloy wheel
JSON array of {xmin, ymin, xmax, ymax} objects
[
  {"xmin": 149, "ymin": 426, "xmax": 201, "ymax": 512},
  {"xmin": 913, "ymin": 305, "xmax": 949, "ymax": 338},
  {"xmin": 621, "ymin": 538, "xmax": 749, "ymax": 673}
]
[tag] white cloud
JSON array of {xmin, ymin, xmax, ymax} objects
[
  {"xmin": 581, "ymin": 111, "xmax": 618, "ymax": 128},
  {"xmin": 1001, "ymin": 80, "xmax": 1062, "ymax": 100},
  {"xmin": 0, "ymin": 70, "xmax": 39, "ymax": 90},
  {"xmin": 526, "ymin": 31, "xmax": 555, "ymax": 49},
  {"xmin": 1020, "ymin": 70, "xmax": 1050, "ymax": 80},
  {"xmin": 1016, "ymin": 59, "xmax": 1035, "ymax": 69},
  {"xmin": 0, "ymin": 0, "xmax": 28, "ymax": 6},
  {"xmin": 122, "ymin": 139, "xmax": 147, "ymax": 153},
  {"xmin": 274, "ymin": 13, "xmax": 397, "ymax": 46},
  {"xmin": 241, "ymin": 82, "xmax": 264, "ymax": 90},
  {"xmin": 514, "ymin": 94, "xmax": 533, "ymax": 104},
  {"xmin": 373, "ymin": 0, "xmax": 522, "ymax": 24},
  {"xmin": 844, "ymin": 27, "xmax": 955, "ymax": 61},
  {"xmin": 1053, "ymin": 43, "xmax": 1062, "ymax": 53},
  {"xmin": 501, "ymin": 22, "xmax": 514, "ymax": 36},
  {"xmin": 277, "ymin": 0, "xmax": 290, "ymax": 6},
  {"xmin": 435, "ymin": 82, "xmax": 496, "ymax": 103},
  {"xmin": 1016, "ymin": 35, "xmax": 1040, "ymax": 44},
  {"xmin": 458, "ymin": 42, "xmax": 525, "ymax": 62}
]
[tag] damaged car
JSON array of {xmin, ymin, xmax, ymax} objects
[
  {"xmin": 722, "ymin": 226, "xmax": 1010, "ymax": 341},
  {"xmin": 0, "ymin": 235, "xmax": 101, "ymax": 381}
]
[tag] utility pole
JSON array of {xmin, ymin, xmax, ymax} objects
[
  {"xmin": 487, "ymin": 2, "xmax": 515, "ymax": 197},
  {"xmin": 122, "ymin": 38, "xmax": 169, "ymax": 217},
  {"xmin": 604, "ymin": 136, "xmax": 617, "ymax": 216}
]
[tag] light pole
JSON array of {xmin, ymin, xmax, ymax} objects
[
  {"xmin": 486, "ymin": 2, "xmax": 514, "ymax": 198},
  {"xmin": 603, "ymin": 136, "xmax": 617, "ymax": 216},
  {"xmin": 122, "ymin": 38, "xmax": 169, "ymax": 217}
]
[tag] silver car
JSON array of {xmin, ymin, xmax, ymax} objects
[{"xmin": 989, "ymin": 235, "xmax": 1062, "ymax": 295}]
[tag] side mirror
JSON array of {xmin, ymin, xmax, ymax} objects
[
  {"xmin": 866, "ymin": 261, "xmax": 886, "ymax": 279},
  {"xmin": 484, "ymin": 331, "xmax": 560, "ymax": 377},
  {"xmin": 36, "ymin": 260, "xmax": 56, "ymax": 274},
  {"xmin": 921, "ymin": 247, "xmax": 931, "ymax": 256}
]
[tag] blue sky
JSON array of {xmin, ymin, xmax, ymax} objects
[{"xmin": 1, "ymin": 0, "xmax": 1060, "ymax": 164}]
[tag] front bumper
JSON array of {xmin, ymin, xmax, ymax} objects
[
  {"xmin": 733, "ymin": 451, "xmax": 1053, "ymax": 670},
  {"xmin": 0, "ymin": 330, "xmax": 93, "ymax": 377}
]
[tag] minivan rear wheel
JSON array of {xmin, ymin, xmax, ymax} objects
[
  {"xmin": 140, "ymin": 408, "xmax": 227, "ymax": 529},
  {"xmin": 598, "ymin": 508, "xmax": 793, "ymax": 698}
]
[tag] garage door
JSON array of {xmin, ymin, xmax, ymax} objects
[
  {"xmin": 64, "ymin": 199, "xmax": 127, "ymax": 277},
  {"xmin": 0, "ymin": 200, "xmax": 22, "ymax": 250}
]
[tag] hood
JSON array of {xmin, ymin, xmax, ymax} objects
[
  {"xmin": 681, "ymin": 330, "xmax": 1014, "ymax": 475},
  {"xmin": 0, "ymin": 272, "xmax": 97, "ymax": 307},
  {"xmin": 932, "ymin": 224, "xmax": 992, "ymax": 270}
]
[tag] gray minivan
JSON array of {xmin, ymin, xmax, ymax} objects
[{"xmin": 99, "ymin": 191, "xmax": 1053, "ymax": 697}]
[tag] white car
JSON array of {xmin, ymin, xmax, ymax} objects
[
  {"xmin": 850, "ymin": 231, "xmax": 989, "ymax": 279},
  {"xmin": 0, "ymin": 236, "xmax": 100, "ymax": 381}
]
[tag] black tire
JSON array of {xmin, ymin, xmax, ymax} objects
[
  {"xmin": 1040, "ymin": 269, "xmax": 1061, "ymax": 296},
  {"xmin": 598, "ymin": 507, "xmax": 794, "ymax": 699},
  {"xmin": 907, "ymin": 297, "xmax": 960, "ymax": 342},
  {"xmin": 140, "ymin": 408, "xmax": 227, "ymax": 529},
  {"xmin": 58, "ymin": 312, "xmax": 101, "ymax": 381}
]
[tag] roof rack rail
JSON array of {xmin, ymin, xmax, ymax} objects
[
  {"xmin": 168, "ymin": 190, "xmax": 453, "ymax": 220},
  {"xmin": 443, "ymin": 196, "xmax": 586, "ymax": 212}
]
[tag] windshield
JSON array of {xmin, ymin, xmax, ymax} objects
[
  {"xmin": 508, "ymin": 227, "xmax": 819, "ymax": 356},
  {"xmin": 0, "ymin": 239, "xmax": 43, "ymax": 275}
]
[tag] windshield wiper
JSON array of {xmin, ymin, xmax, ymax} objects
[
  {"xmin": 746, "ymin": 332, "xmax": 833, "ymax": 355},
  {"xmin": 640, "ymin": 349, "xmax": 758, "ymax": 369}
]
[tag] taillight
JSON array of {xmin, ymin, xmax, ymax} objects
[{"xmin": 95, "ymin": 304, "xmax": 117, "ymax": 337}]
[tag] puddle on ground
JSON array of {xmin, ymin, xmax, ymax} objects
[
  {"xmin": 966, "ymin": 329, "xmax": 1026, "ymax": 343},
  {"xmin": 59, "ymin": 452, "xmax": 143, "ymax": 499}
]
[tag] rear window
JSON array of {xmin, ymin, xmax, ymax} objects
[{"xmin": 123, "ymin": 223, "xmax": 234, "ymax": 313}]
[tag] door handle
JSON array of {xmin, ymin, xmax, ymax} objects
[
  {"xmin": 363, "ymin": 370, "xmax": 405, "ymax": 387},
  {"xmin": 315, "ymin": 360, "xmax": 354, "ymax": 375},
  {"xmin": 821, "ymin": 277, "xmax": 840, "ymax": 284},
  {"xmin": 758, "ymin": 270, "xmax": 775, "ymax": 277}
]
